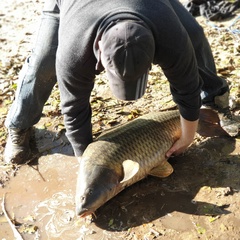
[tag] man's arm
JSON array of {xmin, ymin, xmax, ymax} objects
[{"xmin": 166, "ymin": 115, "xmax": 198, "ymax": 157}]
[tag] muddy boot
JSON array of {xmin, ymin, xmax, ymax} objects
[
  {"xmin": 214, "ymin": 92, "xmax": 240, "ymax": 137},
  {"xmin": 4, "ymin": 128, "xmax": 32, "ymax": 164}
]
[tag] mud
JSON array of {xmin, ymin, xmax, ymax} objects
[{"xmin": 0, "ymin": 113, "xmax": 240, "ymax": 239}]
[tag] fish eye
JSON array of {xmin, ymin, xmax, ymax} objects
[{"xmin": 88, "ymin": 189, "xmax": 93, "ymax": 195}]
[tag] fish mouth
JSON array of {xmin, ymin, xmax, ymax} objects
[
  {"xmin": 76, "ymin": 207, "xmax": 96, "ymax": 218},
  {"xmin": 79, "ymin": 211, "xmax": 96, "ymax": 218}
]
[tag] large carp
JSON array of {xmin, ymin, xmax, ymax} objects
[{"xmin": 76, "ymin": 110, "xmax": 181, "ymax": 217}]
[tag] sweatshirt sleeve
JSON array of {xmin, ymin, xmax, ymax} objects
[
  {"xmin": 56, "ymin": 23, "xmax": 97, "ymax": 156},
  {"xmin": 160, "ymin": 31, "xmax": 202, "ymax": 121}
]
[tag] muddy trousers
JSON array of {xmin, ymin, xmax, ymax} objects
[{"xmin": 5, "ymin": 0, "xmax": 59, "ymax": 129}]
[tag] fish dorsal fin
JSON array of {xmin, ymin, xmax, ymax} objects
[
  {"xmin": 120, "ymin": 160, "xmax": 140, "ymax": 183},
  {"xmin": 149, "ymin": 161, "xmax": 173, "ymax": 178}
]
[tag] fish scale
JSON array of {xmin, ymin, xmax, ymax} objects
[{"xmin": 76, "ymin": 110, "xmax": 181, "ymax": 217}]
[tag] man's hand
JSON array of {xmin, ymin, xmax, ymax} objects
[{"xmin": 166, "ymin": 115, "xmax": 199, "ymax": 158}]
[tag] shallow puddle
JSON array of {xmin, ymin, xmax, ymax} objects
[{"xmin": 0, "ymin": 154, "xmax": 82, "ymax": 239}]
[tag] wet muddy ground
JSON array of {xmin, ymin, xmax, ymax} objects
[
  {"xmin": 0, "ymin": 111, "xmax": 240, "ymax": 239},
  {"xmin": 1, "ymin": 0, "xmax": 240, "ymax": 239}
]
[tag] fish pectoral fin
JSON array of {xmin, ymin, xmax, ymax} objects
[
  {"xmin": 120, "ymin": 160, "xmax": 140, "ymax": 183},
  {"xmin": 149, "ymin": 161, "xmax": 173, "ymax": 178},
  {"xmin": 77, "ymin": 157, "xmax": 82, "ymax": 163}
]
